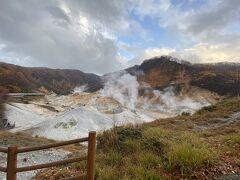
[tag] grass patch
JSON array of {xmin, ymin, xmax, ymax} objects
[
  {"xmin": 95, "ymin": 126, "xmax": 217, "ymax": 178},
  {"xmin": 223, "ymin": 132, "xmax": 240, "ymax": 146},
  {"xmin": 166, "ymin": 142, "xmax": 216, "ymax": 174},
  {"xmin": 138, "ymin": 151, "xmax": 162, "ymax": 169}
]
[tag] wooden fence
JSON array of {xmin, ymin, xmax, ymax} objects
[{"xmin": 0, "ymin": 131, "xmax": 96, "ymax": 180}]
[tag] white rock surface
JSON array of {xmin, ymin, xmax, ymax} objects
[
  {"xmin": 5, "ymin": 89, "xmax": 213, "ymax": 141},
  {"xmin": 0, "ymin": 149, "xmax": 70, "ymax": 180}
]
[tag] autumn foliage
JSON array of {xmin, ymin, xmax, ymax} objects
[{"xmin": 0, "ymin": 62, "xmax": 102, "ymax": 95}]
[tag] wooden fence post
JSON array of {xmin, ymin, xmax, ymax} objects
[
  {"xmin": 7, "ymin": 146, "xmax": 18, "ymax": 180},
  {"xmin": 86, "ymin": 131, "xmax": 96, "ymax": 180}
]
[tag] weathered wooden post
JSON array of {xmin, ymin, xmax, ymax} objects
[
  {"xmin": 7, "ymin": 146, "xmax": 18, "ymax": 180},
  {"xmin": 86, "ymin": 131, "xmax": 96, "ymax": 180}
]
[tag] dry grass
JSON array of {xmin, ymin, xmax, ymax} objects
[{"xmin": 94, "ymin": 126, "xmax": 218, "ymax": 179}]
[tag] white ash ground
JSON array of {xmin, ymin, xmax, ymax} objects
[
  {"xmin": 5, "ymin": 86, "xmax": 217, "ymax": 141},
  {"xmin": 0, "ymin": 149, "xmax": 70, "ymax": 180}
]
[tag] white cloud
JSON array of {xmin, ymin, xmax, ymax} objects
[
  {"xmin": 173, "ymin": 42, "xmax": 240, "ymax": 64},
  {"xmin": 130, "ymin": 0, "xmax": 172, "ymax": 18},
  {"xmin": 130, "ymin": 0, "xmax": 240, "ymax": 64},
  {"xmin": 129, "ymin": 48, "xmax": 176, "ymax": 66}
]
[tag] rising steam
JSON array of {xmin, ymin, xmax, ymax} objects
[
  {"xmin": 140, "ymin": 86, "xmax": 210, "ymax": 115},
  {"xmin": 101, "ymin": 71, "xmax": 139, "ymax": 109},
  {"xmin": 73, "ymin": 85, "xmax": 88, "ymax": 93},
  {"xmin": 101, "ymin": 71, "xmax": 210, "ymax": 115}
]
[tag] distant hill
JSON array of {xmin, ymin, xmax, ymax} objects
[
  {"xmin": 0, "ymin": 62, "xmax": 102, "ymax": 94},
  {"xmin": 126, "ymin": 56, "xmax": 240, "ymax": 96},
  {"xmin": 1, "ymin": 56, "xmax": 239, "ymax": 96}
]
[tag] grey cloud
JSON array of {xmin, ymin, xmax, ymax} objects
[
  {"xmin": 0, "ymin": 0, "xmax": 128, "ymax": 74},
  {"xmin": 47, "ymin": 6, "xmax": 71, "ymax": 23},
  {"xmin": 62, "ymin": 0, "xmax": 130, "ymax": 31},
  {"xmin": 131, "ymin": 0, "xmax": 240, "ymax": 38},
  {"xmin": 1, "ymin": 0, "xmax": 240, "ymax": 73},
  {"xmin": 185, "ymin": 0, "xmax": 240, "ymax": 36}
]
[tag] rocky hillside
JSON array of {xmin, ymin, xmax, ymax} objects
[
  {"xmin": 0, "ymin": 62, "xmax": 102, "ymax": 94},
  {"xmin": 127, "ymin": 56, "xmax": 240, "ymax": 96},
  {"xmin": 1, "ymin": 56, "xmax": 239, "ymax": 96}
]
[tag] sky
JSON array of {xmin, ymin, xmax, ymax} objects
[{"xmin": 0, "ymin": 0, "xmax": 240, "ymax": 74}]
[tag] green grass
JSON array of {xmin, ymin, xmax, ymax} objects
[
  {"xmin": 223, "ymin": 132, "xmax": 240, "ymax": 146},
  {"xmin": 95, "ymin": 126, "xmax": 217, "ymax": 178},
  {"xmin": 166, "ymin": 142, "xmax": 215, "ymax": 174}
]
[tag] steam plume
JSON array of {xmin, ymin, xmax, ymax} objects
[
  {"xmin": 101, "ymin": 71, "xmax": 139, "ymax": 109},
  {"xmin": 101, "ymin": 72, "xmax": 210, "ymax": 116}
]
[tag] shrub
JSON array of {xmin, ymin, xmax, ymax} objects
[
  {"xmin": 97, "ymin": 127, "xmax": 143, "ymax": 151},
  {"xmin": 197, "ymin": 105, "xmax": 217, "ymax": 114},
  {"xmin": 143, "ymin": 137, "xmax": 165, "ymax": 153},
  {"xmin": 181, "ymin": 112, "xmax": 191, "ymax": 116},
  {"xmin": 116, "ymin": 127, "xmax": 143, "ymax": 142},
  {"xmin": 97, "ymin": 129, "xmax": 119, "ymax": 150}
]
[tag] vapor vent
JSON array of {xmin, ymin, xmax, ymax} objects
[
  {"xmin": 73, "ymin": 85, "xmax": 88, "ymax": 94},
  {"xmin": 101, "ymin": 71, "xmax": 139, "ymax": 109},
  {"xmin": 140, "ymin": 86, "xmax": 210, "ymax": 115},
  {"xmin": 101, "ymin": 71, "xmax": 210, "ymax": 116}
]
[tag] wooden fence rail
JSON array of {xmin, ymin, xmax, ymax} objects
[{"xmin": 0, "ymin": 131, "xmax": 96, "ymax": 180}]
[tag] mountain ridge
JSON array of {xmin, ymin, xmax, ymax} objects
[
  {"xmin": 126, "ymin": 56, "xmax": 240, "ymax": 96},
  {"xmin": 0, "ymin": 56, "xmax": 239, "ymax": 96},
  {"xmin": 0, "ymin": 62, "xmax": 102, "ymax": 94}
]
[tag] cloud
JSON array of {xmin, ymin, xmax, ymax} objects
[
  {"xmin": 130, "ymin": 0, "xmax": 172, "ymax": 19},
  {"xmin": 134, "ymin": 0, "xmax": 240, "ymax": 37},
  {"xmin": 182, "ymin": 0, "xmax": 240, "ymax": 36},
  {"xmin": 172, "ymin": 42, "xmax": 240, "ymax": 64},
  {"xmin": 0, "ymin": 0, "xmax": 130, "ymax": 74},
  {"xmin": 129, "ymin": 48, "xmax": 176, "ymax": 66},
  {"xmin": 127, "ymin": 40, "xmax": 240, "ymax": 65},
  {"xmin": 0, "ymin": 0, "xmax": 239, "ymax": 73},
  {"xmin": 130, "ymin": 0, "xmax": 240, "ymax": 64}
]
